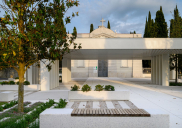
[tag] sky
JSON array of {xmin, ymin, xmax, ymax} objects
[
  {"xmin": 64, "ymin": 0, "xmax": 182, "ymax": 36},
  {"xmin": 0, "ymin": 0, "xmax": 182, "ymax": 36}
]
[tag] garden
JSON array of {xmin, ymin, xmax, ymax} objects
[
  {"xmin": 71, "ymin": 84, "xmax": 115, "ymax": 91},
  {"xmin": 0, "ymin": 99, "xmax": 67, "ymax": 128}
]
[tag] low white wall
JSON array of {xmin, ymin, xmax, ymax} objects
[
  {"xmin": 40, "ymin": 109, "xmax": 169, "ymax": 128},
  {"xmin": 143, "ymin": 74, "xmax": 151, "ymax": 78},
  {"xmin": 0, "ymin": 84, "xmax": 40, "ymax": 91},
  {"xmin": 68, "ymin": 91, "xmax": 130, "ymax": 101},
  {"xmin": 0, "ymin": 91, "xmax": 14, "ymax": 101}
]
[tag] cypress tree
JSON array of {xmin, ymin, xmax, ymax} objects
[
  {"xmin": 155, "ymin": 6, "xmax": 168, "ymax": 37},
  {"xmin": 144, "ymin": 11, "xmax": 152, "ymax": 37},
  {"xmin": 107, "ymin": 20, "xmax": 111, "ymax": 29},
  {"xmin": 90, "ymin": 24, "xmax": 94, "ymax": 33},
  {"xmin": 170, "ymin": 19, "xmax": 174, "ymax": 37},
  {"xmin": 171, "ymin": 5, "xmax": 181, "ymax": 38},
  {"xmin": 147, "ymin": 11, "xmax": 152, "ymax": 37},
  {"xmin": 144, "ymin": 17, "xmax": 148, "ymax": 37},
  {"xmin": 73, "ymin": 26, "xmax": 77, "ymax": 37}
]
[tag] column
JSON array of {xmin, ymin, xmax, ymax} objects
[
  {"xmin": 40, "ymin": 59, "xmax": 50, "ymax": 91},
  {"xmin": 57, "ymin": 60, "xmax": 59, "ymax": 87},
  {"xmin": 153, "ymin": 56, "xmax": 156, "ymax": 84},
  {"xmin": 27, "ymin": 66, "xmax": 33, "ymax": 85},
  {"xmin": 159, "ymin": 55, "xmax": 162, "ymax": 85},
  {"xmin": 24, "ymin": 71, "xmax": 27, "ymax": 81},
  {"xmin": 62, "ymin": 58, "xmax": 71, "ymax": 83},
  {"xmin": 156, "ymin": 56, "xmax": 159, "ymax": 85},
  {"xmin": 151, "ymin": 57, "xmax": 154, "ymax": 83},
  {"xmin": 162, "ymin": 54, "xmax": 169, "ymax": 86}
]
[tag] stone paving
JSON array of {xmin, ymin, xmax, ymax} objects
[
  {"xmin": 23, "ymin": 77, "xmax": 182, "ymax": 128},
  {"xmin": 68, "ymin": 101, "xmax": 137, "ymax": 109}
]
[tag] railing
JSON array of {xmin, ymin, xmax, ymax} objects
[{"xmin": 143, "ymin": 68, "xmax": 151, "ymax": 74}]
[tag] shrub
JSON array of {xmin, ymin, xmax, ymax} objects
[
  {"xmin": 54, "ymin": 99, "xmax": 67, "ymax": 108},
  {"xmin": 9, "ymin": 81, "xmax": 15, "ymax": 85},
  {"xmin": 71, "ymin": 84, "xmax": 80, "ymax": 91},
  {"xmin": 95, "ymin": 84, "xmax": 104, "ymax": 91},
  {"xmin": 15, "ymin": 77, "xmax": 19, "ymax": 79},
  {"xmin": 16, "ymin": 81, "xmax": 30, "ymax": 85},
  {"xmin": 105, "ymin": 85, "xmax": 115, "ymax": 91},
  {"xmin": 24, "ymin": 81, "xmax": 30, "ymax": 85},
  {"xmin": 1, "ymin": 81, "xmax": 9, "ymax": 85},
  {"xmin": 0, "ymin": 106, "xmax": 3, "ymax": 111},
  {"xmin": 81, "ymin": 84, "xmax": 91, "ymax": 92}
]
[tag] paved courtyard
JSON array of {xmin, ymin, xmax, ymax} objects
[{"xmin": 24, "ymin": 77, "xmax": 182, "ymax": 128}]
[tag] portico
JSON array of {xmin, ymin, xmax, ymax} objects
[{"xmin": 62, "ymin": 38, "xmax": 182, "ymax": 87}]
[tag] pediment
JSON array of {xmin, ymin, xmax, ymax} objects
[{"xmin": 92, "ymin": 33, "xmax": 115, "ymax": 38}]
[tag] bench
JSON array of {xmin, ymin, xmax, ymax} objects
[
  {"xmin": 40, "ymin": 108, "xmax": 169, "ymax": 128},
  {"xmin": 71, "ymin": 108, "xmax": 150, "ymax": 117}
]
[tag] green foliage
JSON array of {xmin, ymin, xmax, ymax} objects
[
  {"xmin": 73, "ymin": 26, "xmax": 77, "ymax": 37},
  {"xmin": 24, "ymin": 81, "xmax": 30, "ymax": 85},
  {"xmin": 81, "ymin": 84, "xmax": 91, "ymax": 92},
  {"xmin": 155, "ymin": 6, "xmax": 168, "ymax": 37},
  {"xmin": 9, "ymin": 81, "xmax": 15, "ymax": 85},
  {"xmin": 0, "ymin": 106, "xmax": 3, "ymax": 111},
  {"xmin": 170, "ymin": 5, "xmax": 182, "ymax": 38},
  {"xmin": 54, "ymin": 99, "xmax": 67, "ymax": 108},
  {"xmin": 15, "ymin": 77, "xmax": 19, "ymax": 79},
  {"xmin": 90, "ymin": 24, "xmax": 94, "ymax": 33},
  {"xmin": 94, "ymin": 84, "xmax": 104, "ymax": 91},
  {"xmin": 0, "ymin": 102, "xmax": 7, "ymax": 106},
  {"xmin": 170, "ymin": 82, "xmax": 182, "ymax": 86},
  {"xmin": 0, "ymin": 0, "xmax": 81, "ymax": 112},
  {"xmin": 71, "ymin": 84, "xmax": 80, "ymax": 91},
  {"xmin": 0, "ymin": 81, "xmax": 16, "ymax": 85},
  {"xmin": 107, "ymin": 20, "xmax": 111, "ymax": 29},
  {"xmin": 105, "ymin": 85, "xmax": 115, "ymax": 91},
  {"xmin": 144, "ymin": 7, "xmax": 167, "ymax": 38},
  {"xmin": 3, "ymin": 100, "xmax": 18, "ymax": 109},
  {"xmin": 16, "ymin": 81, "xmax": 30, "ymax": 85},
  {"xmin": 0, "ymin": 81, "xmax": 9, "ymax": 85}
]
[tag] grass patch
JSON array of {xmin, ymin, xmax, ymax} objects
[
  {"xmin": 0, "ymin": 102, "xmax": 7, "ymax": 106},
  {"xmin": 170, "ymin": 82, "xmax": 182, "ymax": 86}
]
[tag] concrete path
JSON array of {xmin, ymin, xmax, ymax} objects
[{"xmin": 24, "ymin": 77, "xmax": 182, "ymax": 128}]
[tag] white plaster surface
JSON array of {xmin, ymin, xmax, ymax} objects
[
  {"xmin": 68, "ymin": 91, "xmax": 130, "ymax": 101},
  {"xmin": 40, "ymin": 108, "xmax": 169, "ymax": 128},
  {"xmin": 0, "ymin": 91, "xmax": 14, "ymax": 101},
  {"xmin": 0, "ymin": 84, "xmax": 40, "ymax": 91}
]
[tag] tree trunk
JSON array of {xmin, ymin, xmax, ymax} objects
[
  {"xmin": 18, "ymin": 63, "xmax": 25, "ymax": 113},
  {"xmin": 175, "ymin": 54, "xmax": 178, "ymax": 83}
]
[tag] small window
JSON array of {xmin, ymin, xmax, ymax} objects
[
  {"xmin": 77, "ymin": 60, "xmax": 85, "ymax": 68},
  {"xmin": 121, "ymin": 60, "xmax": 128, "ymax": 67}
]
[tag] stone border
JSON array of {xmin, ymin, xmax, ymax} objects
[
  {"xmin": 68, "ymin": 91, "xmax": 130, "ymax": 101},
  {"xmin": 0, "ymin": 85, "xmax": 40, "ymax": 91}
]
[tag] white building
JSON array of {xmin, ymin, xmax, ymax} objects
[
  {"xmin": 25, "ymin": 19, "xmax": 182, "ymax": 91},
  {"xmin": 71, "ymin": 20, "xmax": 145, "ymax": 79}
]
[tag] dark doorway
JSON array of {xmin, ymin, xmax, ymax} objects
[{"xmin": 98, "ymin": 60, "xmax": 108, "ymax": 77}]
